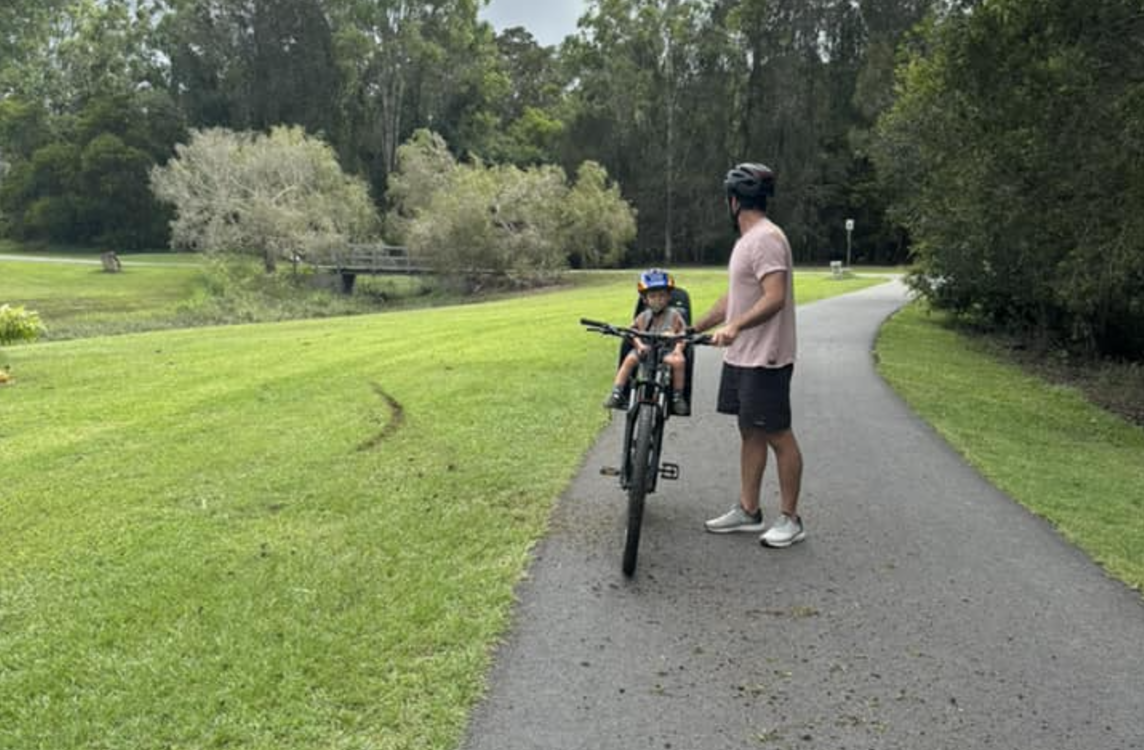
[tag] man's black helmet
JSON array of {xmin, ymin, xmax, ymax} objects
[{"xmin": 724, "ymin": 163, "xmax": 775, "ymax": 199}]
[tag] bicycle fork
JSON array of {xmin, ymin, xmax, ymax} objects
[{"xmin": 600, "ymin": 378, "xmax": 680, "ymax": 484}]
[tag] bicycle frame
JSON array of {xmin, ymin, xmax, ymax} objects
[
  {"xmin": 581, "ymin": 318, "xmax": 712, "ymax": 576},
  {"xmin": 620, "ymin": 340, "xmax": 675, "ymax": 494}
]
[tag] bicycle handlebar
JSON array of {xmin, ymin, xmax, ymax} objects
[{"xmin": 580, "ymin": 318, "xmax": 714, "ymax": 347}]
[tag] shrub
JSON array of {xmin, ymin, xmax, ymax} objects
[{"xmin": 0, "ymin": 303, "xmax": 45, "ymax": 345}]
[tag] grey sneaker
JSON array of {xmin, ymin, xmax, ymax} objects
[
  {"xmin": 760, "ymin": 514, "xmax": 806, "ymax": 548},
  {"xmin": 671, "ymin": 393, "xmax": 690, "ymax": 416},
  {"xmin": 603, "ymin": 386, "xmax": 625, "ymax": 409},
  {"xmin": 704, "ymin": 505, "xmax": 764, "ymax": 534}
]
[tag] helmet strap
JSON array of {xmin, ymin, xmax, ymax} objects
[{"xmin": 727, "ymin": 196, "xmax": 742, "ymax": 235}]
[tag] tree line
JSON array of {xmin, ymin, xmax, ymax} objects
[
  {"xmin": 1, "ymin": 0, "xmax": 1141, "ymax": 357},
  {"xmin": 0, "ymin": 0, "xmax": 938, "ymax": 262}
]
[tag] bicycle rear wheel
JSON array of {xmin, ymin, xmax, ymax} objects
[{"xmin": 623, "ymin": 403, "xmax": 658, "ymax": 576}]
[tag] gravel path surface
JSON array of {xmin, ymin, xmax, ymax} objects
[{"xmin": 462, "ymin": 280, "xmax": 1144, "ymax": 750}]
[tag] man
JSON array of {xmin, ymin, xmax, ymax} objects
[{"xmin": 692, "ymin": 163, "xmax": 805, "ymax": 548}]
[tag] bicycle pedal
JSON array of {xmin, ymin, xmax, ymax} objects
[
  {"xmin": 600, "ymin": 466, "xmax": 621, "ymax": 477},
  {"xmin": 659, "ymin": 463, "xmax": 680, "ymax": 480}
]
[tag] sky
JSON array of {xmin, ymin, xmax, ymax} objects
[{"xmin": 479, "ymin": 0, "xmax": 587, "ymax": 47}]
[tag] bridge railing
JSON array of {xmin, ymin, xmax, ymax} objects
[
  {"xmin": 307, "ymin": 243, "xmax": 430, "ymax": 292},
  {"xmin": 310, "ymin": 244, "xmax": 429, "ymax": 273}
]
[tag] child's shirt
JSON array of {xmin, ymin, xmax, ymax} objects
[{"xmin": 635, "ymin": 306, "xmax": 686, "ymax": 335}]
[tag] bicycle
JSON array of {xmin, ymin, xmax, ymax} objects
[{"xmin": 581, "ymin": 318, "xmax": 713, "ymax": 576}]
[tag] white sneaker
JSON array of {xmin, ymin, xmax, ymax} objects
[
  {"xmin": 704, "ymin": 505, "xmax": 764, "ymax": 534},
  {"xmin": 760, "ymin": 514, "xmax": 806, "ymax": 548}
]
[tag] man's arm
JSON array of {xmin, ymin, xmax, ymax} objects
[
  {"xmin": 712, "ymin": 271, "xmax": 787, "ymax": 347},
  {"xmin": 692, "ymin": 294, "xmax": 728, "ymax": 333}
]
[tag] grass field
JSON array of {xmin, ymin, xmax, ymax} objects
[
  {"xmin": 876, "ymin": 304, "xmax": 1144, "ymax": 592},
  {"xmin": 0, "ymin": 257, "xmax": 205, "ymax": 323},
  {"xmin": 0, "ymin": 263, "xmax": 881, "ymax": 750},
  {"xmin": 0, "ymin": 254, "xmax": 443, "ymax": 340}
]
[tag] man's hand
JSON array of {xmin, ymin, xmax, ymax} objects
[{"xmin": 712, "ymin": 323, "xmax": 740, "ymax": 347}]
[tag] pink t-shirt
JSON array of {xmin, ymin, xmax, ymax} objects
[{"xmin": 724, "ymin": 218, "xmax": 797, "ymax": 368}]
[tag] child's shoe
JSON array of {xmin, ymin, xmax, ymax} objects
[
  {"xmin": 671, "ymin": 392, "xmax": 690, "ymax": 416},
  {"xmin": 603, "ymin": 386, "xmax": 625, "ymax": 409}
]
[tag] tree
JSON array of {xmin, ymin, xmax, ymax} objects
[
  {"xmin": 388, "ymin": 130, "xmax": 568, "ymax": 282},
  {"xmin": 476, "ymin": 27, "xmax": 567, "ymax": 166},
  {"xmin": 873, "ymin": 0, "xmax": 1144, "ymax": 357},
  {"xmin": 561, "ymin": 161, "xmax": 638, "ymax": 268},
  {"xmin": 156, "ymin": 0, "xmax": 341, "ymax": 135},
  {"xmin": 384, "ymin": 129, "xmax": 459, "ymax": 242},
  {"xmin": 327, "ymin": 0, "xmax": 500, "ymax": 195},
  {"xmin": 0, "ymin": 2, "xmax": 180, "ymax": 248},
  {"xmin": 386, "ymin": 130, "xmax": 636, "ymax": 283},
  {"xmin": 559, "ymin": 0, "xmax": 945, "ymax": 264},
  {"xmin": 0, "ymin": 0, "xmax": 166, "ymax": 111},
  {"xmin": 564, "ymin": 0, "xmax": 708, "ymax": 263},
  {"xmin": 0, "ymin": 91, "xmax": 183, "ymax": 248},
  {"xmin": 151, "ymin": 126, "xmax": 379, "ymax": 272},
  {"xmin": 399, "ymin": 160, "xmax": 566, "ymax": 283},
  {"xmin": 0, "ymin": 3, "xmax": 64, "ymax": 98}
]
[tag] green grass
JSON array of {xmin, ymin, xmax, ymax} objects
[
  {"xmin": 0, "ymin": 270, "xmax": 877, "ymax": 750},
  {"xmin": 0, "ymin": 258, "xmax": 206, "ymax": 328},
  {"xmin": 0, "ymin": 256, "xmax": 884, "ymax": 343},
  {"xmin": 876, "ymin": 303, "xmax": 1144, "ymax": 592},
  {"xmin": 0, "ymin": 254, "xmax": 445, "ymax": 340}
]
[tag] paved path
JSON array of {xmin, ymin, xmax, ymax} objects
[
  {"xmin": 462, "ymin": 280, "xmax": 1144, "ymax": 750},
  {"xmin": 0, "ymin": 253, "xmax": 198, "ymax": 268}
]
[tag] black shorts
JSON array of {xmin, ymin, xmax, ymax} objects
[{"xmin": 717, "ymin": 363, "xmax": 794, "ymax": 433}]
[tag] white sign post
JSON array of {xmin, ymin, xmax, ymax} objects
[{"xmin": 844, "ymin": 218, "xmax": 855, "ymax": 268}]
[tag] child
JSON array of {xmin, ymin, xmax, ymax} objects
[{"xmin": 603, "ymin": 269, "xmax": 690, "ymax": 416}]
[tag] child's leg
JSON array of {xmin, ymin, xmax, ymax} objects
[
  {"xmin": 614, "ymin": 352, "xmax": 639, "ymax": 387},
  {"xmin": 666, "ymin": 352, "xmax": 686, "ymax": 392}
]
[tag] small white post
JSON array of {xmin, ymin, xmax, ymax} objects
[{"xmin": 845, "ymin": 218, "xmax": 855, "ymax": 268}]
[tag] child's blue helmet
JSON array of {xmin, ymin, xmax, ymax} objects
[{"xmin": 638, "ymin": 269, "xmax": 675, "ymax": 293}]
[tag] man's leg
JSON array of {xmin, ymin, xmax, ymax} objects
[
  {"xmin": 766, "ymin": 429, "xmax": 803, "ymax": 518},
  {"xmin": 739, "ymin": 426, "xmax": 770, "ymax": 514},
  {"xmin": 705, "ymin": 365, "xmax": 766, "ymax": 533}
]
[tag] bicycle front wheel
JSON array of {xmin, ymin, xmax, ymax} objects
[{"xmin": 623, "ymin": 403, "xmax": 658, "ymax": 577}]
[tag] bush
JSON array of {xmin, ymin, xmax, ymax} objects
[{"xmin": 0, "ymin": 303, "xmax": 44, "ymax": 345}]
